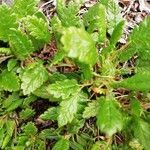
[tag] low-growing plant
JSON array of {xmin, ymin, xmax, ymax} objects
[{"xmin": 0, "ymin": 0, "xmax": 150, "ymax": 149}]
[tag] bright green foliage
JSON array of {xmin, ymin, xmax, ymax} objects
[
  {"xmin": 102, "ymin": 0, "xmax": 123, "ymax": 34},
  {"xmin": 91, "ymin": 141, "xmax": 109, "ymax": 150},
  {"xmin": 83, "ymin": 3, "xmax": 106, "ymax": 43},
  {"xmin": 133, "ymin": 119, "xmax": 150, "ymax": 150},
  {"xmin": 22, "ymin": 95, "xmax": 37, "ymax": 107},
  {"xmin": 61, "ymin": 27, "xmax": 98, "ymax": 65},
  {"xmin": 119, "ymin": 17, "xmax": 150, "ymax": 63},
  {"xmin": 117, "ymin": 71, "xmax": 150, "ymax": 91},
  {"xmin": 83, "ymin": 100, "xmax": 99, "ymax": 119},
  {"xmin": 47, "ymin": 79, "xmax": 79, "ymax": 99},
  {"xmin": 0, "ymin": 5, "xmax": 18, "ymax": 41},
  {"xmin": 0, "ymin": 0, "xmax": 150, "ymax": 149},
  {"xmin": 3, "ymin": 93, "xmax": 23, "ymax": 112},
  {"xmin": 131, "ymin": 99, "xmax": 142, "ymax": 117},
  {"xmin": 52, "ymin": 138, "xmax": 69, "ymax": 150},
  {"xmin": 110, "ymin": 21, "xmax": 125, "ymax": 47},
  {"xmin": 40, "ymin": 107, "xmax": 58, "ymax": 121},
  {"xmin": 0, "ymin": 70, "xmax": 20, "ymax": 92},
  {"xmin": 12, "ymin": 0, "xmax": 40, "ymax": 18},
  {"xmin": 1, "ymin": 120, "xmax": 16, "ymax": 149},
  {"xmin": 20, "ymin": 108, "xmax": 35, "ymax": 120},
  {"xmin": 58, "ymin": 93, "xmax": 82, "ymax": 127},
  {"xmin": 7, "ymin": 59, "xmax": 18, "ymax": 71},
  {"xmin": 56, "ymin": 0, "xmax": 82, "ymax": 27},
  {"xmin": 21, "ymin": 62, "xmax": 49, "ymax": 95},
  {"xmin": 130, "ymin": 17, "xmax": 150, "ymax": 61},
  {"xmin": 25, "ymin": 16, "xmax": 51, "ymax": 43},
  {"xmin": 0, "ymin": 48, "xmax": 12, "ymax": 55},
  {"xmin": 9, "ymin": 29, "xmax": 34, "ymax": 60},
  {"xmin": 97, "ymin": 98, "xmax": 123, "ymax": 136},
  {"xmin": 23, "ymin": 122, "xmax": 37, "ymax": 136}
]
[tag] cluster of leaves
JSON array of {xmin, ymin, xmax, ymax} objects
[{"xmin": 0, "ymin": 0, "xmax": 150, "ymax": 149}]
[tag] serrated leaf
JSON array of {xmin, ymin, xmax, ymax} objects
[
  {"xmin": 58, "ymin": 93, "xmax": 82, "ymax": 127},
  {"xmin": 3, "ymin": 93, "xmax": 23, "ymax": 112},
  {"xmin": 52, "ymin": 138, "xmax": 69, "ymax": 150},
  {"xmin": 0, "ymin": 48, "xmax": 12, "ymax": 55},
  {"xmin": 117, "ymin": 71, "xmax": 150, "ymax": 91},
  {"xmin": 130, "ymin": 17, "xmax": 150, "ymax": 61},
  {"xmin": 25, "ymin": 16, "xmax": 51, "ymax": 43},
  {"xmin": 22, "ymin": 95, "xmax": 37, "ymax": 107},
  {"xmin": 20, "ymin": 108, "xmax": 35, "ymax": 120},
  {"xmin": 96, "ymin": 98, "xmax": 123, "ymax": 136},
  {"xmin": 133, "ymin": 119, "xmax": 150, "ymax": 150},
  {"xmin": 0, "ymin": 70, "xmax": 20, "ymax": 92},
  {"xmin": 83, "ymin": 100, "xmax": 99, "ymax": 119},
  {"xmin": 9, "ymin": 29, "xmax": 34, "ymax": 60},
  {"xmin": 2, "ymin": 120, "xmax": 15, "ymax": 149},
  {"xmin": 110, "ymin": 20, "xmax": 125, "ymax": 46},
  {"xmin": 21, "ymin": 62, "xmax": 49, "ymax": 95},
  {"xmin": 61, "ymin": 27, "xmax": 98, "ymax": 66},
  {"xmin": 83, "ymin": 3, "xmax": 106, "ymax": 43},
  {"xmin": 0, "ymin": 5, "xmax": 18, "ymax": 41},
  {"xmin": 47, "ymin": 79, "xmax": 79, "ymax": 99},
  {"xmin": 67, "ymin": 119, "xmax": 85, "ymax": 134},
  {"xmin": 12, "ymin": 0, "xmax": 40, "ymax": 18},
  {"xmin": 103, "ymin": 0, "xmax": 123, "ymax": 34},
  {"xmin": 119, "ymin": 17, "xmax": 150, "ymax": 62},
  {"xmin": 57, "ymin": 0, "xmax": 82, "ymax": 27},
  {"xmin": 7, "ymin": 59, "xmax": 17, "ymax": 71},
  {"xmin": 51, "ymin": 50, "xmax": 66, "ymax": 65},
  {"xmin": 23, "ymin": 122, "xmax": 37, "ymax": 136},
  {"xmin": 0, "ymin": 128, "xmax": 4, "ymax": 147},
  {"xmin": 40, "ymin": 107, "xmax": 58, "ymax": 121}
]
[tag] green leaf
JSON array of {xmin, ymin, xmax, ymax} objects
[
  {"xmin": 40, "ymin": 107, "xmax": 58, "ymax": 121},
  {"xmin": 0, "ymin": 5, "xmax": 18, "ymax": 41},
  {"xmin": 83, "ymin": 3, "xmax": 106, "ymax": 43},
  {"xmin": 7, "ymin": 59, "xmax": 18, "ymax": 71},
  {"xmin": 91, "ymin": 141, "xmax": 109, "ymax": 150},
  {"xmin": 110, "ymin": 21, "xmax": 125, "ymax": 46},
  {"xmin": 3, "ymin": 93, "xmax": 23, "ymax": 112},
  {"xmin": 103, "ymin": 0, "xmax": 123, "ymax": 34},
  {"xmin": 22, "ymin": 95, "xmax": 37, "ymax": 107},
  {"xmin": 0, "ymin": 70, "xmax": 20, "ymax": 92},
  {"xmin": 83, "ymin": 100, "xmax": 99, "ymax": 119},
  {"xmin": 23, "ymin": 122, "xmax": 37, "ymax": 136},
  {"xmin": 131, "ymin": 99, "xmax": 142, "ymax": 117},
  {"xmin": 21, "ymin": 62, "xmax": 49, "ymax": 95},
  {"xmin": 47, "ymin": 79, "xmax": 79, "ymax": 99},
  {"xmin": 0, "ymin": 48, "xmax": 12, "ymax": 55},
  {"xmin": 9, "ymin": 29, "xmax": 34, "ymax": 60},
  {"xmin": 57, "ymin": 0, "xmax": 82, "ymax": 27},
  {"xmin": 0, "ymin": 128, "xmax": 5, "ymax": 147},
  {"xmin": 119, "ymin": 17, "xmax": 150, "ymax": 62},
  {"xmin": 58, "ymin": 93, "xmax": 82, "ymax": 127},
  {"xmin": 25, "ymin": 16, "xmax": 51, "ymax": 43},
  {"xmin": 52, "ymin": 138, "xmax": 69, "ymax": 150},
  {"xmin": 20, "ymin": 108, "xmax": 35, "ymax": 120},
  {"xmin": 133, "ymin": 119, "xmax": 150, "ymax": 150},
  {"xmin": 96, "ymin": 98, "xmax": 123, "ymax": 136},
  {"xmin": 51, "ymin": 50, "xmax": 66, "ymax": 65},
  {"xmin": 130, "ymin": 17, "xmax": 150, "ymax": 62},
  {"xmin": 2, "ymin": 120, "xmax": 15, "ymax": 149},
  {"xmin": 61, "ymin": 27, "xmax": 98, "ymax": 66},
  {"xmin": 117, "ymin": 71, "xmax": 150, "ymax": 91},
  {"xmin": 79, "ymin": 63, "xmax": 93, "ymax": 80},
  {"xmin": 12, "ymin": 0, "xmax": 40, "ymax": 18}
]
